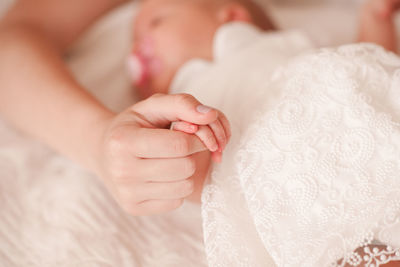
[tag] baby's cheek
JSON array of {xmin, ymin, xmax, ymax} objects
[
  {"xmin": 156, "ymin": 31, "xmax": 192, "ymax": 66},
  {"xmin": 148, "ymin": 70, "xmax": 174, "ymax": 94}
]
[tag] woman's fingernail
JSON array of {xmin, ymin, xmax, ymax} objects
[{"xmin": 196, "ymin": 105, "xmax": 212, "ymax": 114}]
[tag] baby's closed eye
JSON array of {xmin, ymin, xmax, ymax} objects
[{"xmin": 150, "ymin": 15, "xmax": 166, "ymax": 28}]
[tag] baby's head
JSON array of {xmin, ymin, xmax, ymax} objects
[{"xmin": 129, "ymin": 0, "xmax": 274, "ymax": 98}]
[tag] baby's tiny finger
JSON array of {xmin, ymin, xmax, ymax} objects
[
  {"xmin": 195, "ymin": 125, "xmax": 218, "ymax": 152},
  {"xmin": 211, "ymin": 151, "xmax": 222, "ymax": 163},
  {"xmin": 209, "ymin": 119, "xmax": 226, "ymax": 152},
  {"xmin": 170, "ymin": 121, "xmax": 198, "ymax": 134}
]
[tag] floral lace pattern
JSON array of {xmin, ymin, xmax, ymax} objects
[{"xmin": 201, "ymin": 44, "xmax": 400, "ymax": 266}]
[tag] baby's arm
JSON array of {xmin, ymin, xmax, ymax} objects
[{"xmin": 359, "ymin": 0, "xmax": 400, "ymax": 52}]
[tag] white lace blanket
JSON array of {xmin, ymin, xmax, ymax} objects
[
  {"xmin": 171, "ymin": 25, "xmax": 400, "ymax": 266},
  {"xmin": 206, "ymin": 44, "xmax": 400, "ymax": 267}
]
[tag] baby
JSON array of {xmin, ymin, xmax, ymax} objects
[
  {"xmin": 129, "ymin": 0, "xmax": 399, "ymax": 96},
  {"xmin": 129, "ymin": 0, "xmax": 275, "ymax": 97},
  {"xmin": 128, "ymin": 0, "xmax": 400, "ymax": 202}
]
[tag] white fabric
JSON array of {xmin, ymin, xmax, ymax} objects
[{"xmin": 171, "ymin": 22, "xmax": 400, "ymax": 267}]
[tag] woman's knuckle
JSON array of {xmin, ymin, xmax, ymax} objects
[
  {"xmin": 176, "ymin": 93, "xmax": 194, "ymax": 104},
  {"xmin": 107, "ymin": 131, "xmax": 125, "ymax": 154},
  {"xmin": 145, "ymin": 93, "xmax": 165, "ymax": 105}
]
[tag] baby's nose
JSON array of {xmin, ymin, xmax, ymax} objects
[{"xmin": 138, "ymin": 36, "xmax": 155, "ymax": 57}]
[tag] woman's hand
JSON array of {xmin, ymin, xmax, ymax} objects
[
  {"xmin": 0, "ymin": 0, "xmax": 232, "ymax": 216},
  {"xmin": 95, "ymin": 93, "xmax": 228, "ymax": 216}
]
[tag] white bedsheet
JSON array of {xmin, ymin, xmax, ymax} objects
[{"xmin": 0, "ymin": 1, "xmax": 397, "ymax": 266}]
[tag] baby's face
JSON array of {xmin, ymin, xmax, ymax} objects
[{"xmin": 131, "ymin": 0, "xmax": 220, "ymax": 98}]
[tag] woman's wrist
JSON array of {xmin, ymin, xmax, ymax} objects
[{"xmin": 81, "ymin": 105, "xmax": 116, "ymax": 174}]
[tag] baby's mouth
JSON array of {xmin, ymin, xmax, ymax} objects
[
  {"xmin": 127, "ymin": 38, "xmax": 162, "ymax": 88},
  {"xmin": 128, "ymin": 52, "xmax": 150, "ymax": 87}
]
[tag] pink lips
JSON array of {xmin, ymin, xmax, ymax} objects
[{"xmin": 127, "ymin": 37, "xmax": 162, "ymax": 88}]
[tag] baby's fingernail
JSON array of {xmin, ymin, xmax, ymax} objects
[
  {"xmin": 196, "ymin": 105, "xmax": 212, "ymax": 114},
  {"xmin": 210, "ymin": 144, "xmax": 218, "ymax": 152}
]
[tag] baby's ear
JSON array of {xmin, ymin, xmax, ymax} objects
[{"xmin": 216, "ymin": 3, "xmax": 253, "ymax": 25}]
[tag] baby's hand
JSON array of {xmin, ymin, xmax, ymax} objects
[
  {"xmin": 366, "ymin": 0, "xmax": 400, "ymax": 19},
  {"xmin": 171, "ymin": 110, "xmax": 231, "ymax": 163}
]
